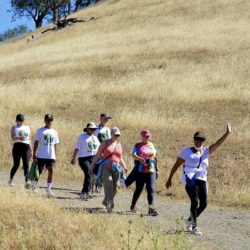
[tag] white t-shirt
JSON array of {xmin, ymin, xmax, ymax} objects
[
  {"xmin": 178, "ymin": 147, "xmax": 209, "ymax": 181},
  {"xmin": 12, "ymin": 125, "xmax": 31, "ymax": 145},
  {"xmin": 94, "ymin": 125, "xmax": 111, "ymax": 143},
  {"xmin": 75, "ymin": 133, "xmax": 100, "ymax": 158},
  {"xmin": 35, "ymin": 127, "xmax": 59, "ymax": 159}
]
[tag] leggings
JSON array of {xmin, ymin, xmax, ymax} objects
[
  {"xmin": 131, "ymin": 172, "xmax": 156, "ymax": 206},
  {"xmin": 78, "ymin": 156, "xmax": 93, "ymax": 194},
  {"xmin": 10, "ymin": 142, "xmax": 31, "ymax": 182},
  {"xmin": 185, "ymin": 179, "xmax": 208, "ymax": 228}
]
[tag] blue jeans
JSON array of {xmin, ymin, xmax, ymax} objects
[{"xmin": 131, "ymin": 172, "xmax": 156, "ymax": 206}]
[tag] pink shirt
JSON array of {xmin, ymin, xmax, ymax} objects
[{"xmin": 102, "ymin": 142, "xmax": 122, "ymax": 167}]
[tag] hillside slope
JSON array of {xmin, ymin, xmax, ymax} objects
[{"xmin": 0, "ymin": 0, "xmax": 249, "ymax": 207}]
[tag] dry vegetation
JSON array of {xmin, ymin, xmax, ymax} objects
[
  {"xmin": 0, "ymin": 0, "xmax": 249, "ymax": 211},
  {"xmin": 0, "ymin": 188, "xmax": 191, "ymax": 249}
]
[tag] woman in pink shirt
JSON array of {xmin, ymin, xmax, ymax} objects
[{"xmin": 90, "ymin": 127, "xmax": 127, "ymax": 213}]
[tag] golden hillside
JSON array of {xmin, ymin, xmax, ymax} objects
[{"xmin": 0, "ymin": 0, "xmax": 249, "ymax": 206}]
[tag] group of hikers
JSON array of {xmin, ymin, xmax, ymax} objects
[{"xmin": 8, "ymin": 112, "xmax": 232, "ymax": 236}]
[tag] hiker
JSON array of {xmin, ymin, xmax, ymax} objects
[
  {"xmin": 89, "ymin": 127, "xmax": 127, "ymax": 213},
  {"xmin": 93, "ymin": 113, "xmax": 112, "ymax": 191},
  {"xmin": 129, "ymin": 129, "xmax": 159, "ymax": 216},
  {"xmin": 8, "ymin": 114, "xmax": 32, "ymax": 188},
  {"xmin": 166, "ymin": 123, "xmax": 232, "ymax": 235},
  {"xmin": 70, "ymin": 122, "xmax": 100, "ymax": 200},
  {"xmin": 94, "ymin": 113, "xmax": 111, "ymax": 143},
  {"xmin": 32, "ymin": 114, "xmax": 59, "ymax": 197}
]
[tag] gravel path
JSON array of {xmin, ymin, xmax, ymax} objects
[{"xmin": 1, "ymin": 170, "xmax": 249, "ymax": 250}]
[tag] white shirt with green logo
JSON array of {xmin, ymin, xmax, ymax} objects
[
  {"xmin": 12, "ymin": 125, "xmax": 30, "ymax": 144},
  {"xmin": 94, "ymin": 125, "xmax": 111, "ymax": 143},
  {"xmin": 35, "ymin": 127, "xmax": 59, "ymax": 159},
  {"xmin": 75, "ymin": 133, "xmax": 100, "ymax": 158}
]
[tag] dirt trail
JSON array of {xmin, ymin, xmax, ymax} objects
[{"xmin": 1, "ymin": 170, "xmax": 249, "ymax": 250}]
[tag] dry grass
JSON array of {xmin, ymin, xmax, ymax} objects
[
  {"xmin": 0, "ymin": 188, "xmax": 192, "ymax": 250},
  {"xmin": 0, "ymin": 0, "xmax": 249, "ymax": 208}
]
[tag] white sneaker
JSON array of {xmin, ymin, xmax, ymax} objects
[
  {"xmin": 185, "ymin": 218, "xmax": 192, "ymax": 232},
  {"xmin": 32, "ymin": 182, "xmax": 39, "ymax": 193},
  {"xmin": 8, "ymin": 179, "xmax": 14, "ymax": 186},
  {"xmin": 46, "ymin": 189, "xmax": 56, "ymax": 198},
  {"xmin": 191, "ymin": 227, "xmax": 203, "ymax": 235},
  {"xmin": 80, "ymin": 193, "xmax": 88, "ymax": 201}
]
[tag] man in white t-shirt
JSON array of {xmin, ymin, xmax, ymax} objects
[
  {"xmin": 94, "ymin": 113, "xmax": 111, "ymax": 143},
  {"xmin": 32, "ymin": 114, "xmax": 59, "ymax": 197}
]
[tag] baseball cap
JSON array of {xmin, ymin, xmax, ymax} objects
[
  {"xmin": 44, "ymin": 114, "xmax": 54, "ymax": 121},
  {"xmin": 100, "ymin": 113, "xmax": 111, "ymax": 119},
  {"xmin": 111, "ymin": 127, "xmax": 121, "ymax": 136},
  {"xmin": 194, "ymin": 132, "xmax": 206, "ymax": 141},
  {"xmin": 16, "ymin": 113, "xmax": 25, "ymax": 121},
  {"xmin": 83, "ymin": 122, "xmax": 97, "ymax": 132},
  {"xmin": 141, "ymin": 129, "xmax": 151, "ymax": 137}
]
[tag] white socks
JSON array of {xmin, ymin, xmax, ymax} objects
[{"xmin": 47, "ymin": 183, "xmax": 52, "ymax": 191}]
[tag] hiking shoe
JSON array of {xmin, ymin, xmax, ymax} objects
[
  {"xmin": 130, "ymin": 205, "xmax": 137, "ymax": 213},
  {"xmin": 107, "ymin": 201, "xmax": 113, "ymax": 213},
  {"xmin": 148, "ymin": 208, "xmax": 159, "ymax": 216},
  {"xmin": 185, "ymin": 218, "xmax": 192, "ymax": 232},
  {"xmin": 8, "ymin": 179, "xmax": 14, "ymax": 187},
  {"xmin": 46, "ymin": 190, "xmax": 56, "ymax": 198},
  {"xmin": 80, "ymin": 193, "xmax": 88, "ymax": 201},
  {"xmin": 191, "ymin": 227, "xmax": 203, "ymax": 236}
]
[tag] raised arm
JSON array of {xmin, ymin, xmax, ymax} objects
[
  {"xmin": 209, "ymin": 123, "xmax": 232, "ymax": 155},
  {"xmin": 165, "ymin": 157, "xmax": 185, "ymax": 189}
]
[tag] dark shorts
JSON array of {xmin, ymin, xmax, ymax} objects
[{"xmin": 37, "ymin": 158, "xmax": 56, "ymax": 168}]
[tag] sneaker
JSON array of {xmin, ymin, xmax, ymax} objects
[
  {"xmin": 107, "ymin": 201, "xmax": 113, "ymax": 213},
  {"xmin": 185, "ymin": 218, "xmax": 193, "ymax": 232},
  {"xmin": 80, "ymin": 193, "xmax": 88, "ymax": 201},
  {"xmin": 148, "ymin": 208, "xmax": 159, "ymax": 216},
  {"xmin": 130, "ymin": 205, "xmax": 137, "ymax": 213},
  {"xmin": 24, "ymin": 182, "xmax": 31, "ymax": 189},
  {"xmin": 86, "ymin": 193, "xmax": 94, "ymax": 199},
  {"xmin": 8, "ymin": 179, "xmax": 14, "ymax": 187},
  {"xmin": 46, "ymin": 189, "xmax": 56, "ymax": 198},
  {"xmin": 32, "ymin": 182, "xmax": 38, "ymax": 193},
  {"xmin": 191, "ymin": 227, "xmax": 203, "ymax": 236}
]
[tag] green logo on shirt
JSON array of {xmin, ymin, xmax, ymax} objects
[
  {"xmin": 19, "ymin": 130, "xmax": 29, "ymax": 138},
  {"xmin": 87, "ymin": 141, "xmax": 97, "ymax": 150},
  {"xmin": 44, "ymin": 134, "xmax": 54, "ymax": 144}
]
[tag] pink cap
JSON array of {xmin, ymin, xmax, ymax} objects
[{"xmin": 140, "ymin": 129, "xmax": 151, "ymax": 137}]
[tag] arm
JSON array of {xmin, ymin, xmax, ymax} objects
[
  {"xmin": 89, "ymin": 141, "xmax": 106, "ymax": 172},
  {"xmin": 132, "ymin": 152, "xmax": 145, "ymax": 164},
  {"xmin": 119, "ymin": 157, "xmax": 128, "ymax": 173},
  {"xmin": 11, "ymin": 127, "xmax": 25, "ymax": 141},
  {"xmin": 33, "ymin": 140, "xmax": 39, "ymax": 161},
  {"xmin": 165, "ymin": 157, "xmax": 185, "ymax": 189},
  {"xmin": 70, "ymin": 148, "xmax": 79, "ymax": 165},
  {"xmin": 209, "ymin": 123, "xmax": 232, "ymax": 155}
]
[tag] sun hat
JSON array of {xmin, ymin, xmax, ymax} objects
[
  {"xmin": 111, "ymin": 127, "xmax": 121, "ymax": 136},
  {"xmin": 44, "ymin": 114, "xmax": 53, "ymax": 121},
  {"xmin": 193, "ymin": 132, "xmax": 206, "ymax": 141},
  {"xmin": 83, "ymin": 122, "xmax": 97, "ymax": 132},
  {"xmin": 16, "ymin": 113, "xmax": 25, "ymax": 121},
  {"xmin": 141, "ymin": 129, "xmax": 151, "ymax": 137},
  {"xmin": 100, "ymin": 113, "xmax": 111, "ymax": 119}
]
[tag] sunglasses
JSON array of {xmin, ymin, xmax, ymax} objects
[
  {"xmin": 89, "ymin": 128, "xmax": 96, "ymax": 131},
  {"xmin": 194, "ymin": 137, "xmax": 205, "ymax": 142}
]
